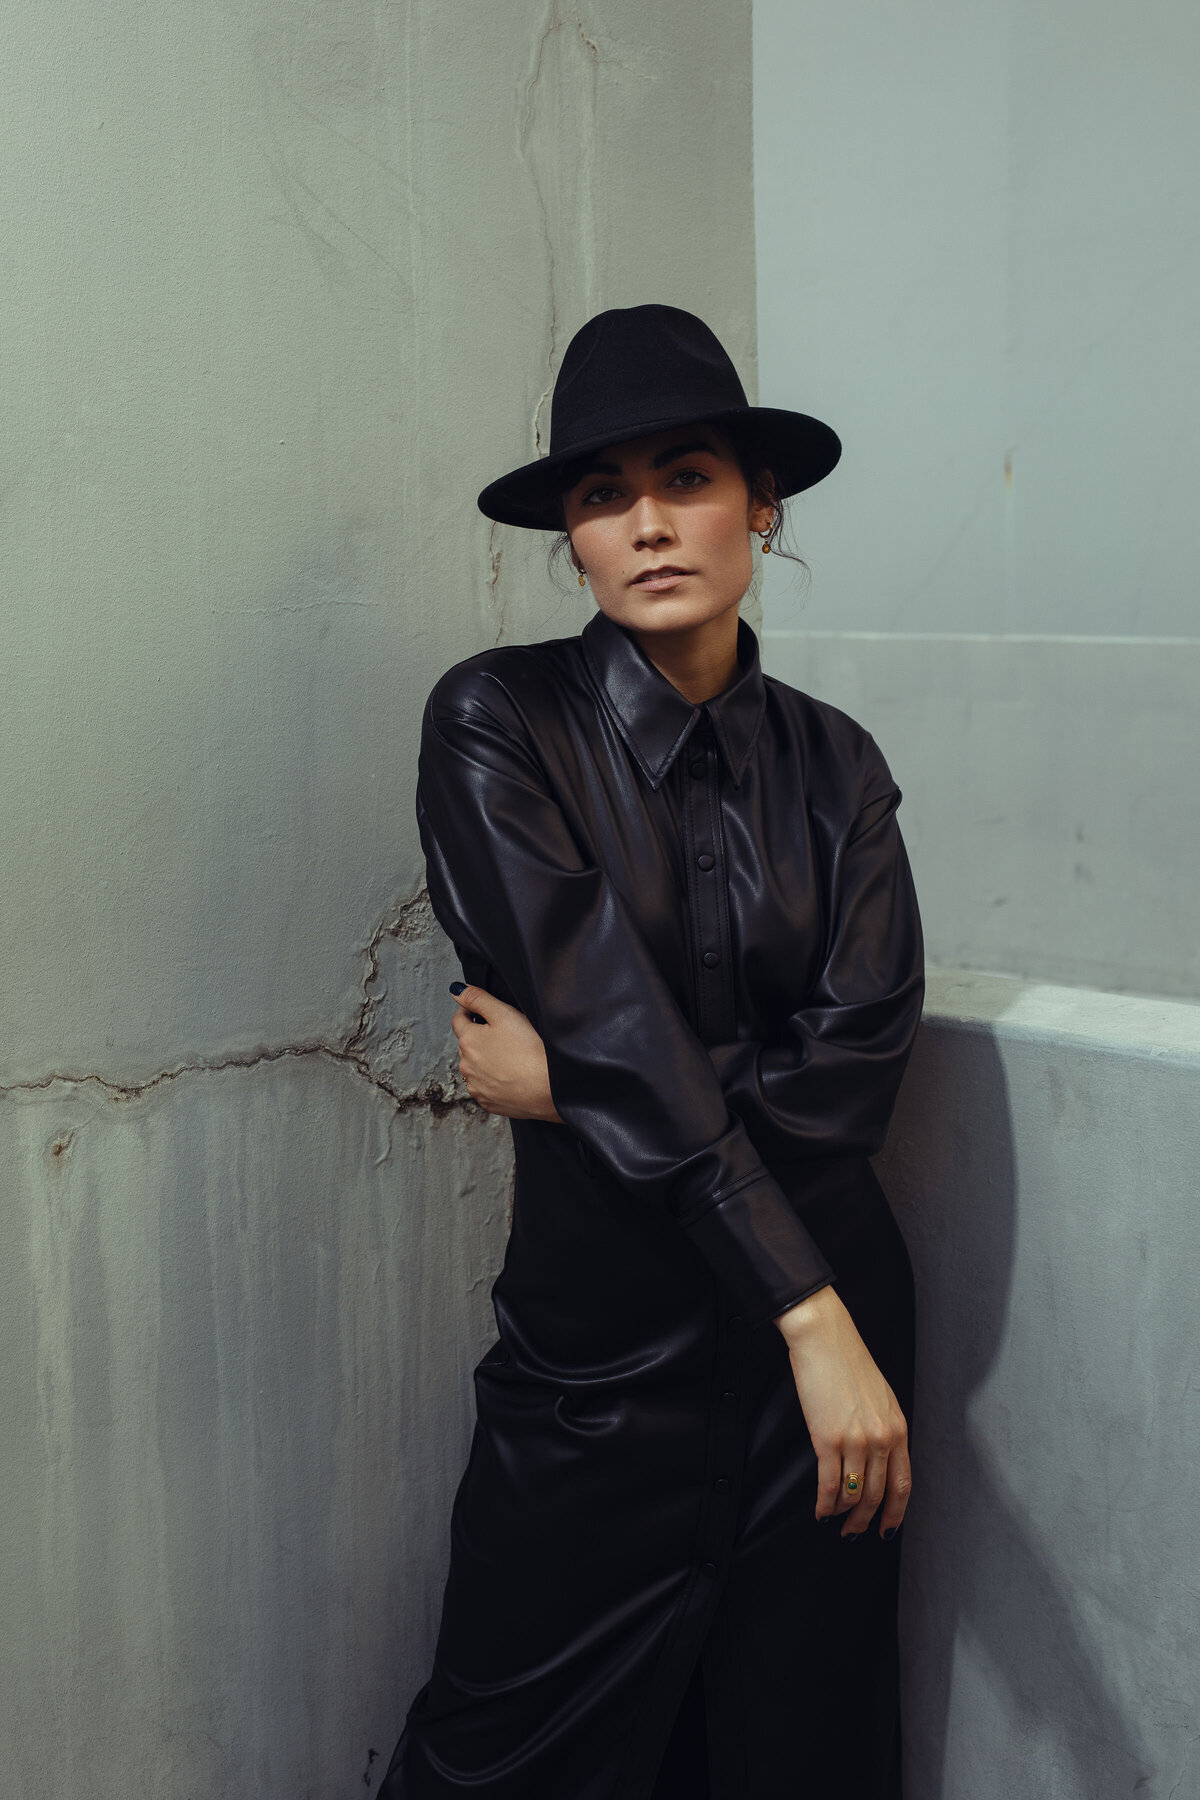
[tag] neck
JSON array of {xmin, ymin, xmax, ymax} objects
[{"xmin": 629, "ymin": 605, "xmax": 742, "ymax": 704}]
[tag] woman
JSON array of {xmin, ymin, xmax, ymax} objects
[{"xmin": 378, "ymin": 305, "xmax": 924, "ymax": 1800}]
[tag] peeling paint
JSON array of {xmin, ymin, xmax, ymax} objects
[
  {"xmin": 45, "ymin": 1129, "xmax": 75, "ymax": 1167},
  {"xmin": 344, "ymin": 885, "xmax": 438, "ymax": 1059}
]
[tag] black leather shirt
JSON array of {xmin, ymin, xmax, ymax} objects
[{"xmin": 382, "ymin": 607, "xmax": 924, "ymax": 1799}]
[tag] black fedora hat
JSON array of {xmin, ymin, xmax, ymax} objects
[{"xmin": 477, "ymin": 303, "xmax": 841, "ymax": 531}]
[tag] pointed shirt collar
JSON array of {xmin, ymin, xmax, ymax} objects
[{"xmin": 580, "ymin": 610, "xmax": 767, "ymax": 790}]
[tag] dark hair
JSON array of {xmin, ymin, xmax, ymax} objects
[{"xmin": 543, "ymin": 421, "xmax": 810, "ymax": 591}]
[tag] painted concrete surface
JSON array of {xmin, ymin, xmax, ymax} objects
[
  {"xmin": 752, "ymin": 0, "xmax": 1200, "ymax": 639},
  {"xmin": 0, "ymin": 0, "xmax": 759, "ymax": 1080},
  {"xmin": 2, "ymin": 1062, "xmax": 511, "ymax": 1797},
  {"xmin": 0, "ymin": 893, "xmax": 517, "ymax": 1795},
  {"xmin": 0, "ymin": 3, "xmax": 758, "ymax": 1794},
  {"xmin": 880, "ymin": 970, "xmax": 1200, "ymax": 1799},
  {"xmin": 763, "ymin": 631, "xmax": 1200, "ymax": 1001},
  {"xmin": 752, "ymin": 0, "xmax": 1200, "ymax": 1001}
]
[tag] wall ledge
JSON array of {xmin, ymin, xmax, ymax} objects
[{"xmin": 923, "ymin": 966, "xmax": 1200, "ymax": 1065}]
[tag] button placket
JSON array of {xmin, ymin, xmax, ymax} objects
[
  {"xmin": 681, "ymin": 717, "xmax": 736, "ymax": 1046},
  {"xmin": 678, "ymin": 720, "xmax": 749, "ymax": 1591}
]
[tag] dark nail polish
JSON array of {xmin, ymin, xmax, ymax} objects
[
  {"xmin": 882, "ymin": 1527, "xmax": 898, "ymax": 1541},
  {"xmin": 841, "ymin": 1531, "xmax": 861, "ymax": 1543},
  {"xmin": 449, "ymin": 981, "xmax": 466, "ymax": 995}
]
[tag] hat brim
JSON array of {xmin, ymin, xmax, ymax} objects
[{"xmin": 476, "ymin": 405, "xmax": 842, "ymax": 531}]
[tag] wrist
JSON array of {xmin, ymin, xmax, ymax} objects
[{"xmin": 773, "ymin": 1282, "xmax": 840, "ymax": 1344}]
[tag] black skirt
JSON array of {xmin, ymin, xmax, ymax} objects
[{"xmin": 378, "ymin": 1153, "xmax": 915, "ymax": 1800}]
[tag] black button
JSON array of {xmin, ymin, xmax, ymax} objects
[
  {"xmin": 700, "ymin": 1561, "xmax": 718, "ymax": 1578},
  {"xmin": 729, "ymin": 1315, "xmax": 744, "ymax": 1329},
  {"xmin": 719, "ymin": 1389, "xmax": 737, "ymax": 1406},
  {"xmin": 714, "ymin": 1477, "xmax": 731, "ymax": 1495},
  {"xmin": 702, "ymin": 950, "xmax": 720, "ymax": 968},
  {"xmin": 696, "ymin": 853, "xmax": 715, "ymax": 871},
  {"xmin": 690, "ymin": 758, "xmax": 706, "ymax": 779}
]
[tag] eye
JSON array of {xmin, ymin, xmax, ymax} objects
[
  {"xmin": 580, "ymin": 483, "xmax": 620, "ymax": 505},
  {"xmin": 669, "ymin": 467, "xmax": 710, "ymax": 489}
]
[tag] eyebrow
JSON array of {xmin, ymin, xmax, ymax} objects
[{"xmin": 573, "ymin": 437, "xmax": 724, "ymax": 481}]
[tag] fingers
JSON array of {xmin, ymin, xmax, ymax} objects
[
  {"xmin": 814, "ymin": 1441, "xmax": 844, "ymax": 1523},
  {"xmin": 876, "ymin": 1438, "xmax": 913, "ymax": 1540},
  {"xmin": 450, "ymin": 982, "xmax": 493, "ymax": 1025},
  {"xmin": 838, "ymin": 1445, "xmax": 887, "ymax": 1538},
  {"xmin": 839, "ymin": 1420, "xmax": 912, "ymax": 1541}
]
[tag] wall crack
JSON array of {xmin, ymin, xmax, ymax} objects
[
  {"xmin": 344, "ymin": 885, "xmax": 436, "ymax": 1061},
  {"xmin": 517, "ymin": 0, "xmax": 564, "ymax": 452},
  {"xmin": 3, "ymin": 885, "xmax": 476, "ymax": 1119},
  {"xmin": 0, "ymin": 1041, "xmax": 472, "ymax": 1116},
  {"xmin": 487, "ymin": 520, "xmax": 507, "ymax": 646}
]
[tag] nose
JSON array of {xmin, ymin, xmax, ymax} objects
[{"xmin": 629, "ymin": 490, "xmax": 677, "ymax": 552}]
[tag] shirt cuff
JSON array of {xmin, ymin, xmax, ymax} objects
[{"xmin": 681, "ymin": 1173, "xmax": 835, "ymax": 1325}]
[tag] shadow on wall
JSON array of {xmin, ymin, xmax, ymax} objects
[{"xmin": 878, "ymin": 1021, "xmax": 1157, "ymax": 1799}]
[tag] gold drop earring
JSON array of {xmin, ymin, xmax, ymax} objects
[{"xmin": 577, "ymin": 565, "xmax": 587, "ymax": 587}]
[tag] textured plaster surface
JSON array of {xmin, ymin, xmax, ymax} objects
[
  {"xmin": 0, "ymin": 3, "xmax": 757, "ymax": 1794},
  {"xmin": 881, "ymin": 971, "xmax": 1200, "ymax": 1799},
  {"xmin": 1, "ymin": 1060, "xmax": 512, "ymax": 1797},
  {"xmin": 0, "ymin": 0, "xmax": 758, "ymax": 1079}
]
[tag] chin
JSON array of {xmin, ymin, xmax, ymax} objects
[{"xmin": 600, "ymin": 587, "xmax": 739, "ymax": 635}]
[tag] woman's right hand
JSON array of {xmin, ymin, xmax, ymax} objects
[{"xmin": 774, "ymin": 1285, "xmax": 912, "ymax": 1541}]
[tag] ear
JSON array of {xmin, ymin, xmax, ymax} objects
[{"xmin": 747, "ymin": 469, "xmax": 778, "ymax": 537}]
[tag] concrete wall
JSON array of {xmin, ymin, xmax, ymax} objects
[
  {"xmin": 764, "ymin": 632, "xmax": 1200, "ymax": 999},
  {"xmin": 754, "ymin": 0, "xmax": 1200, "ymax": 998},
  {"xmin": 754, "ymin": 10, "xmax": 1200, "ymax": 1782},
  {"xmin": 880, "ymin": 971, "xmax": 1200, "ymax": 1799},
  {"xmin": 0, "ymin": 4, "xmax": 758, "ymax": 1793}
]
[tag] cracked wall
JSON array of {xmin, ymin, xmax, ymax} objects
[{"xmin": 0, "ymin": 2, "xmax": 756, "ymax": 1793}]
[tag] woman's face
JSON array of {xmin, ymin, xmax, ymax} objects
[{"xmin": 560, "ymin": 427, "xmax": 774, "ymax": 637}]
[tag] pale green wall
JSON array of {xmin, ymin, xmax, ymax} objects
[
  {"xmin": 754, "ymin": 0, "xmax": 1200, "ymax": 998},
  {"xmin": 754, "ymin": 12, "xmax": 1200, "ymax": 1790},
  {"xmin": 882, "ymin": 974, "xmax": 1200, "ymax": 1800},
  {"xmin": 0, "ymin": 4, "xmax": 758, "ymax": 1793}
]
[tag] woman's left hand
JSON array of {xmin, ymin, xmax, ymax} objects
[{"xmin": 450, "ymin": 985, "xmax": 564, "ymax": 1123}]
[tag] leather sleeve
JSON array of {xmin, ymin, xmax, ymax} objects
[
  {"xmin": 416, "ymin": 693, "xmax": 834, "ymax": 1324},
  {"xmin": 706, "ymin": 784, "xmax": 925, "ymax": 1198}
]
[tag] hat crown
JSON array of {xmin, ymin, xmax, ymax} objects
[
  {"xmin": 548, "ymin": 304, "xmax": 749, "ymax": 455},
  {"xmin": 475, "ymin": 302, "xmax": 840, "ymax": 530}
]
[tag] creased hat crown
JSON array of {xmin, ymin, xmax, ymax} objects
[
  {"xmin": 547, "ymin": 305, "xmax": 749, "ymax": 456},
  {"xmin": 477, "ymin": 302, "xmax": 841, "ymax": 530}
]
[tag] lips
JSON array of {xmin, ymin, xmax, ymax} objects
[{"xmin": 632, "ymin": 566, "xmax": 692, "ymax": 585}]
